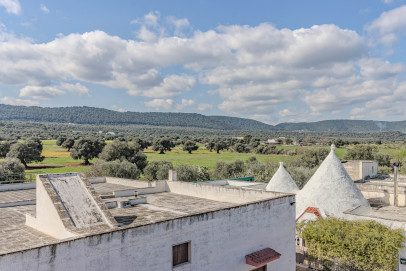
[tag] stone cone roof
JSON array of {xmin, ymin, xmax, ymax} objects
[
  {"xmin": 296, "ymin": 144, "xmax": 370, "ymax": 218},
  {"xmin": 265, "ymin": 162, "xmax": 299, "ymax": 194}
]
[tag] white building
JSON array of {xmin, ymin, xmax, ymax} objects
[
  {"xmin": 296, "ymin": 144, "xmax": 370, "ymax": 220},
  {"xmin": 266, "ymin": 162, "xmax": 299, "ymax": 194},
  {"xmin": 0, "ymin": 173, "xmax": 296, "ymax": 271},
  {"xmin": 295, "ymin": 145, "xmax": 406, "ymax": 270},
  {"xmin": 342, "ymin": 160, "xmax": 378, "ymax": 181}
]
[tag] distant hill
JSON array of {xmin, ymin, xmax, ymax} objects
[
  {"xmin": 276, "ymin": 119, "xmax": 406, "ymax": 133},
  {"xmin": 0, "ymin": 104, "xmax": 275, "ymax": 131}
]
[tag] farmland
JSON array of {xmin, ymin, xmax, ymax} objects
[{"xmin": 21, "ymin": 140, "xmax": 351, "ymax": 175}]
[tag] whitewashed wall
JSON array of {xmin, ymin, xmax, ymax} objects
[{"xmin": 0, "ymin": 196, "xmax": 296, "ymax": 271}]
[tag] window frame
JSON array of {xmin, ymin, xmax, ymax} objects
[{"xmin": 172, "ymin": 241, "xmax": 191, "ymax": 268}]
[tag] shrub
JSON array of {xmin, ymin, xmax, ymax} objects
[
  {"xmin": 86, "ymin": 160, "xmax": 141, "ymax": 179},
  {"xmin": 99, "ymin": 140, "xmax": 147, "ymax": 171},
  {"xmin": 293, "ymin": 148, "xmax": 329, "ymax": 168},
  {"xmin": 285, "ymin": 165, "xmax": 317, "ymax": 189},
  {"xmin": 143, "ymin": 161, "xmax": 173, "ymax": 180},
  {"xmin": 344, "ymin": 145, "xmax": 375, "ymax": 160},
  {"xmin": 212, "ymin": 159, "xmax": 245, "ymax": 179},
  {"xmin": 245, "ymin": 159, "xmax": 278, "ymax": 183},
  {"xmin": 0, "ymin": 158, "xmax": 25, "ymax": 182},
  {"xmin": 374, "ymin": 152, "xmax": 391, "ymax": 167},
  {"xmin": 176, "ymin": 165, "xmax": 198, "ymax": 182},
  {"xmin": 298, "ymin": 218, "xmax": 404, "ymax": 270}
]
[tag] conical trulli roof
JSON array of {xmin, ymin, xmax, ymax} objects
[
  {"xmin": 266, "ymin": 162, "xmax": 299, "ymax": 193},
  {"xmin": 296, "ymin": 144, "xmax": 370, "ymax": 218}
]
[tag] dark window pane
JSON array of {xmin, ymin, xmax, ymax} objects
[{"xmin": 173, "ymin": 242, "xmax": 189, "ymax": 266}]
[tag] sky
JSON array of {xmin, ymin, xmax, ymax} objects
[{"xmin": 1, "ymin": 0, "xmax": 406, "ymax": 124}]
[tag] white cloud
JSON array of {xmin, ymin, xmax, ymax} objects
[
  {"xmin": 175, "ymin": 98, "xmax": 195, "ymax": 110},
  {"xmin": 19, "ymin": 86, "xmax": 65, "ymax": 99},
  {"xmin": 0, "ymin": 12, "xmax": 405, "ymax": 120},
  {"xmin": 144, "ymin": 98, "xmax": 174, "ymax": 110},
  {"xmin": 279, "ymin": 109, "xmax": 297, "ymax": 117},
  {"xmin": 1, "ymin": 96, "xmax": 39, "ymax": 106},
  {"xmin": 60, "ymin": 82, "xmax": 90, "ymax": 96},
  {"xmin": 0, "ymin": 0, "xmax": 21, "ymax": 15},
  {"xmin": 167, "ymin": 16, "xmax": 190, "ymax": 36},
  {"xmin": 111, "ymin": 105, "xmax": 127, "ymax": 112},
  {"xmin": 366, "ymin": 5, "xmax": 406, "ymax": 47},
  {"xmin": 40, "ymin": 4, "xmax": 49, "ymax": 14},
  {"xmin": 137, "ymin": 75, "xmax": 195, "ymax": 98},
  {"xmin": 197, "ymin": 103, "xmax": 213, "ymax": 111}
]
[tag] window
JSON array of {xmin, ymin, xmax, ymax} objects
[
  {"xmin": 251, "ymin": 266, "xmax": 267, "ymax": 271},
  {"xmin": 172, "ymin": 242, "xmax": 190, "ymax": 267}
]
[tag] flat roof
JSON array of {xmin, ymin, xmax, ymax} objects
[
  {"xmin": 0, "ymin": 178, "xmax": 291, "ymax": 256},
  {"xmin": 345, "ymin": 205, "xmax": 406, "ymax": 223}
]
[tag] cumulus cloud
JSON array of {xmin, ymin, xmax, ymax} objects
[
  {"xmin": 1, "ymin": 96, "xmax": 39, "ymax": 106},
  {"xmin": 0, "ymin": 0, "xmax": 21, "ymax": 15},
  {"xmin": 0, "ymin": 11, "xmax": 405, "ymax": 120},
  {"xmin": 60, "ymin": 82, "xmax": 90, "ymax": 96},
  {"xmin": 144, "ymin": 98, "xmax": 174, "ymax": 110},
  {"xmin": 366, "ymin": 5, "xmax": 406, "ymax": 47},
  {"xmin": 19, "ymin": 86, "xmax": 65, "ymax": 99},
  {"xmin": 111, "ymin": 105, "xmax": 127, "ymax": 112},
  {"xmin": 175, "ymin": 98, "xmax": 195, "ymax": 110},
  {"xmin": 135, "ymin": 75, "xmax": 195, "ymax": 98},
  {"xmin": 40, "ymin": 4, "xmax": 49, "ymax": 14},
  {"xmin": 197, "ymin": 103, "xmax": 213, "ymax": 111}
]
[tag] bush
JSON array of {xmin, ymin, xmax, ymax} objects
[
  {"xmin": 378, "ymin": 166, "xmax": 392, "ymax": 174},
  {"xmin": 86, "ymin": 160, "xmax": 141, "ymax": 179},
  {"xmin": 344, "ymin": 145, "xmax": 375, "ymax": 160},
  {"xmin": 374, "ymin": 152, "xmax": 391, "ymax": 167},
  {"xmin": 212, "ymin": 159, "xmax": 245, "ymax": 179},
  {"xmin": 176, "ymin": 165, "xmax": 198, "ymax": 182},
  {"xmin": 293, "ymin": 148, "xmax": 329, "ymax": 168},
  {"xmin": 298, "ymin": 218, "xmax": 404, "ymax": 270},
  {"xmin": 245, "ymin": 159, "xmax": 278, "ymax": 183},
  {"xmin": 196, "ymin": 166, "xmax": 210, "ymax": 181},
  {"xmin": 285, "ymin": 165, "xmax": 317, "ymax": 189},
  {"xmin": 99, "ymin": 140, "xmax": 147, "ymax": 171},
  {"xmin": 143, "ymin": 161, "xmax": 173, "ymax": 180},
  {"xmin": 0, "ymin": 158, "xmax": 25, "ymax": 182}
]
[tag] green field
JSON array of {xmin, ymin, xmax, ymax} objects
[
  {"xmin": 21, "ymin": 140, "xmax": 406, "ymax": 176},
  {"xmin": 21, "ymin": 140, "xmax": 354, "ymax": 175}
]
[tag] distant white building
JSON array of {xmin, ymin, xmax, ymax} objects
[
  {"xmin": 0, "ymin": 173, "xmax": 296, "ymax": 271},
  {"xmin": 342, "ymin": 160, "xmax": 378, "ymax": 181}
]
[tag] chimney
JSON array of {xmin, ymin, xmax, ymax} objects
[
  {"xmin": 168, "ymin": 169, "xmax": 177, "ymax": 181},
  {"xmin": 394, "ymin": 162, "xmax": 399, "ymax": 207}
]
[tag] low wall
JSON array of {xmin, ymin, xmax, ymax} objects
[
  {"xmin": 167, "ymin": 181, "xmax": 290, "ymax": 204},
  {"xmin": 357, "ymin": 182, "xmax": 406, "ymax": 206},
  {"xmin": 0, "ymin": 182, "xmax": 35, "ymax": 192}
]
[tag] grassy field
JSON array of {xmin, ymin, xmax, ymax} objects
[{"xmin": 21, "ymin": 140, "xmax": 352, "ymax": 174}]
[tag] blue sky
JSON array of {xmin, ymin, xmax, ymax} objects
[{"xmin": 1, "ymin": 0, "xmax": 406, "ymax": 124}]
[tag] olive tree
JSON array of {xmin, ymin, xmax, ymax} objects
[
  {"xmin": 182, "ymin": 140, "xmax": 199, "ymax": 154},
  {"xmin": 152, "ymin": 138, "xmax": 174, "ymax": 154},
  {"xmin": 144, "ymin": 161, "xmax": 173, "ymax": 180},
  {"xmin": 99, "ymin": 140, "xmax": 147, "ymax": 171},
  {"xmin": 6, "ymin": 137, "xmax": 44, "ymax": 168},
  {"xmin": 70, "ymin": 137, "xmax": 106, "ymax": 165},
  {"xmin": 61, "ymin": 137, "xmax": 75, "ymax": 151}
]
